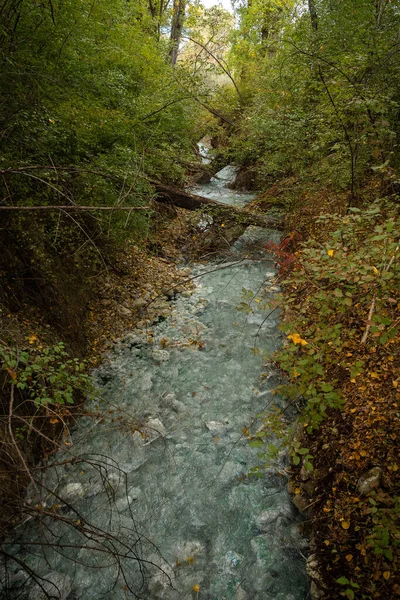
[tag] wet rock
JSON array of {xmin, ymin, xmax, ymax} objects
[
  {"xmin": 357, "ymin": 466, "xmax": 382, "ymax": 495},
  {"xmin": 255, "ymin": 506, "xmax": 293, "ymax": 531},
  {"xmin": 205, "ymin": 420, "xmax": 229, "ymax": 433},
  {"xmin": 161, "ymin": 393, "xmax": 186, "ymax": 414},
  {"xmin": 161, "ymin": 391, "xmax": 176, "ymax": 405},
  {"xmin": 132, "ymin": 430, "xmax": 145, "ymax": 449},
  {"xmin": 299, "ymin": 464, "xmax": 312, "ymax": 482},
  {"xmin": 143, "ymin": 418, "xmax": 166, "ymax": 441},
  {"xmin": 128, "ymin": 486, "xmax": 141, "ymax": 500},
  {"xmin": 141, "ymin": 372, "xmax": 153, "ymax": 391},
  {"xmin": 292, "ymin": 493, "xmax": 310, "ymax": 515},
  {"xmin": 59, "ymin": 482, "xmax": 85, "ymax": 502},
  {"xmin": 29, "ymin": 572, "xmax": 71, "ymax": 600},
  {"xmin": 151, "ymin": 348, "xmax": 170, "ymax": 363},
  {"xmin": 147, "ymin": 559, "xmax": 175, "ymax": 596},
  {"xmin": 125, "ymin": 334, "xmax": 144, "ymax": 347},
  {"xmin": 306, "ymin": 554, "xmax": 325, "ymax": 599},
  {"xmin": 115, "ymin": 490, "xmax": 141, "ymax": 512}
]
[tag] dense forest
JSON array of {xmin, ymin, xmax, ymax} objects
[{"xmin": 0, "ymin": 0, "xmax": 399, "ymax": 598}]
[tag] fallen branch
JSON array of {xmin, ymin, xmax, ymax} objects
[
  {"xmin": 0, "ymin": 205, "xmax": 150, "ymax": 211},
  {"xmin": 151, "ymin": 180, "xmax": 284, "ymax": 229},
  {"xmin": 361, "ymin": 294, "xmax": 376, "ymax": 345}
]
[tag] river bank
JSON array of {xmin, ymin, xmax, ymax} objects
[{"xmin": 247, "ymin": 175, "xmax": 400, "ymax": 600}]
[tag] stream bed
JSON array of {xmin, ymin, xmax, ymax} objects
[{"xmin": 2, "ymin": 170, "xmax": 309, "ymax": 600}]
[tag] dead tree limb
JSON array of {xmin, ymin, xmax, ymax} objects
[
  {"xmin": 151, "ymin": 180, "xmax": 283, "ymax": 229},
  {"xmin": 0, "ymin": 205, "xmax": 150, "ymax": 211}
]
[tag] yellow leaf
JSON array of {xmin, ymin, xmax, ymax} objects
[
  {"xmin": 294, "ymin": 487, "xmax": 301, "ymax": 495},
  {"xmin": 383, "ymin": 571, "xmax": 390, "ymax": 580},
  {"xmin": 187, "ymin": 556, "xmax": 195, "ymax": 565},
  {"xmin": 192, "ymin": 585, "xmax": 200, "ymax": 592},
  {"xmin": 370, "ymin": 372, "xmax": 379, "ymax": 379},
  {"xmin": 6, "ymin": 367, "xmax": 17, "ymax": 379},
  {"xmin": 372, "ymin": 266, "xmax": 379, "ymax": 275},
  {"xmin": 327, "ymin": 249, "xmax": 334, "ymax": 257},
  {"xmin": 346, "ymin": 554, "xmax": 353, "ymax": 562},
  {"xmin": 341, "ymin": 521, "xmax": 350, "ymax": 530},
  {"xmin": 288, "ymin": 333, "xmax": 308, "ymax": 346}
]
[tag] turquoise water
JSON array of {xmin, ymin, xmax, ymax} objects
[{"xmin": 2, "ymin": 171, "xmax": 308, "ymax": 600}]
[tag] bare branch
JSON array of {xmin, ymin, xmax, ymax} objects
[{"xmin": 0, "ymin": 205, "xmax": 151, "ymax": 211}]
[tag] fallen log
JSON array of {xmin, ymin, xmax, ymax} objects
[{"xmin": 151, "ymin": 181, "xmax": 283, "ymax": 230}]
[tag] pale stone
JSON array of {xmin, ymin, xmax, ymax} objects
[
  {"xmin": 151, "ymin": 348, "xmax": 170, "ymax": 363},
  {"xmin": 256, "ymin": 506, "xmax": 292, "ymax": 531},
  {"xmin": 132, "ymin": 298, "xmax": 147, "ymax": 310},
  {"xmin": 143, "ymin": 417, "xmax": 166, "ymax": 441},
  {"xmin": 118, "ymin": 306, "xmax": 132, "ymax": 317},
  {"xmin": 306, "ymin": 554, "xmax": 325, "ymax": 599},
  {"xmin": 357, "ymin": 466, "xmax": 382, "ymax": 495},
  {"xmin": 205, "ymin": 420, "xmax": 229, "ymax": 432},
  {"xmin": 59, "ymin": 482, "xmax": 85, "ymax": 502}
]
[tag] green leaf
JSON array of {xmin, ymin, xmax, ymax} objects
[
  {"xmin": 297, "ymin": 447, "xmax": 309, "ymax": 455},
  {"xmin": 337, "ymin": 577, "xmax": 350, "ymax": 586},
  {"xmin": 249, "ymin": 439, "xmax": 263, "ymax": 448}
]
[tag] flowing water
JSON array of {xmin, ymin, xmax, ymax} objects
[{"xmin": 2, "ymin": 168, "xmax": 309, "ymax": 600}]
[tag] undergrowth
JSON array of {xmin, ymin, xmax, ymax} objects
[{"xmin": 242, "ymin": 197, "xmax": 400, "ymax": 599}]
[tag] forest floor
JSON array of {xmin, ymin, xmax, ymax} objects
[{"xmin": 249, "ymin": 177, "xmax": 400, "ymax": 599}]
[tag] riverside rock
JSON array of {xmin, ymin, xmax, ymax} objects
[{"xmin": 357, "ymin": 466, "xmax": 383, "ymax": 495}]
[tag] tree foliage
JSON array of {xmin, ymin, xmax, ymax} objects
[{"xmin": 227, "ymin": 0, "xmax": 400, "ymax": 193}]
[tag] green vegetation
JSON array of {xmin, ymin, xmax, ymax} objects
[{"xmin": 1, "ymin": 0, "xmax": 400, "ymax": 596}]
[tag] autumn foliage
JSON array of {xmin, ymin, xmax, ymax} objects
[{"xmin": 272, "ymin": 200, "xmax": 400, "ymax": 599}]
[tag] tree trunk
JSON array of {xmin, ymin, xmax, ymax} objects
[
  {"xmin": 151, "ymin": 180, "xmax": 284, "ymax": 229},
  {"xmin": 308, "ymin": 0, "xmax": 318, "ymax": 31},
  {"xmin": 169, "ymin": 0, "xmax": 186, "ymax": 65}
]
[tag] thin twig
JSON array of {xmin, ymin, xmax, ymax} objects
[
  {"xmin": 0, "ymin": 205, "xmax": 150, "ymax": 211},
  {"xmin": 8, "ymin": 384, "xmax": 40, "ymax": 495}
]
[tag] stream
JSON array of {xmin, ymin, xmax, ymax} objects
[{"xmin": 2, "ymin": 168, "xmax": 309, "ymax": 600}]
